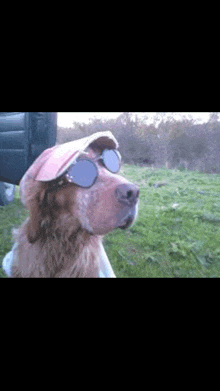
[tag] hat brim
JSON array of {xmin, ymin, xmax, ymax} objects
[
  {"xmin": 19, "ymin": 131, "xmax": 119, "ymax": 206},
  {"xmin": 35, "ymin": 131, "xmax": 118, "ymax": 181}
]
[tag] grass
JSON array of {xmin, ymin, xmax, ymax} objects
[
  {"xmin": 1, "ymin": 165, "xmax": 220, "ymax": 277},
  {"xmin": 104, "ymin": 165, "xmax": 220, "ymax": 277},
  {"xmin": 0, "ymin": 189, "xmax": 28, "ymax": 277}
]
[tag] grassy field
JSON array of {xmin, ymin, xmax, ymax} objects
[{"xmin": 1, "ymin": 165, "xmax": 220, "ymax": 277}]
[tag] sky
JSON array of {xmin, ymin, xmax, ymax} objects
[
  {"xmin": 57, "ymin": 112, "xmax": 211, "ymax": 128},
  {"xmin": 58, "ymin": 112, "xmax": 122, "ymax": 127}
]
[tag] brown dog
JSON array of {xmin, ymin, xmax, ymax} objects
[{"xmin": 11, "ymin": 133, "xmax": 139, "ymax": 277}]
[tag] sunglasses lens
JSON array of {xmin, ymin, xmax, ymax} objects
[
  {"xmin": 67, "ymin": 160, "xmax": 98, "ymax": 187},
  {"xmin": 102, "ymin": 149, "xmax": 121, "ymax": 173}
]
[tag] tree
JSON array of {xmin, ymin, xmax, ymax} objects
[{"xmin": 208, "ymin": 112, "xmax": 219, "ymax": 123}]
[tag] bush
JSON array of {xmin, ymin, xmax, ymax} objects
[{"xmin": 57, "ymin": 113, "xmax": 220, "ymax": 173}]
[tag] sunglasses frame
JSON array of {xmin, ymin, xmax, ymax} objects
[
  {"xmin": 65, "ymin": 158, "xmax": 98, "ymax": 188},
  {"xmin": 45, "ymin": 149, "xmax": 122, "ymax": 194},
  {"xmin": 65, "ymin": 149, "xmax": 121, "ymax": 188}
]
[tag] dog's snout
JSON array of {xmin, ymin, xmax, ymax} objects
[{"xmin": 115, "ymin": 183, "xmax": 139, "ymax": 206}]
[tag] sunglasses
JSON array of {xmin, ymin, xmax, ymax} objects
[{"xmin": 47, "ymin": 149, "xmax": 121, "ymax": 192}]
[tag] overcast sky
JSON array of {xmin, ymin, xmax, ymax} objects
[
  {"xmin": 58, "ymin": 112, "xmax": 211, "ymax": 128},
  {"xmin": 58, "ymin": 112, "xmax": 122, "ymax": 127}
]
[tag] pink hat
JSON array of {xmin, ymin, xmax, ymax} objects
[{"xmin": 19, "ymin": 131, "xmax": 119, "ymax": 206}]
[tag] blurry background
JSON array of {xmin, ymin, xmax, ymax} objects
[{"xmin": 57, "ymin": 112, "xmax": 220, "ymax": 173}]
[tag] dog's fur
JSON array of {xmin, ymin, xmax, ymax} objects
[{"xmin": 12, "ymin": 146, "xmax": 139, "ymax": 277}]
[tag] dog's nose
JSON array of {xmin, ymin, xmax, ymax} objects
[{"xmin": 115, "ymin": 183, "xmax": 139, "ymax": 206}]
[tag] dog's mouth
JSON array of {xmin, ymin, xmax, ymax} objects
[
  {"xmin": 119, "ymin": 215, "xmax": 134, "ymax": 230},
  {"xmin": 118, "ymin": 203, "xmax": 139, "ymax": 230}
]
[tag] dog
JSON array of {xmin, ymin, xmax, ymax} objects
[{"xmin": 7, "ymin": 132, "xmax": 139, "ymax": 277}]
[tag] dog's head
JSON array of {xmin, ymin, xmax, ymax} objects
[{"xmin": 21, "ymin": 133, "xmax": 139, "ymax": 243}]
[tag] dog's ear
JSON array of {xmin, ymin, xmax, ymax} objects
[{"xmin": 26, "ymin": 188, "xmax": 46, "ymax": 243}]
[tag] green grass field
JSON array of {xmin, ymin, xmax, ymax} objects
[{"xmin": 1, "ymin": 165, "xmax": 220, "ymax": 277}]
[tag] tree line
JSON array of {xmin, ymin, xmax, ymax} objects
[{"xmin": 57, "ymin": 112, "xmax": 220, "ymax": 173}]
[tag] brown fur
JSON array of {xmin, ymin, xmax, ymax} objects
[{"xmin": 12, "ymin": 147, "xmax": 139, "ymax": 277}]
